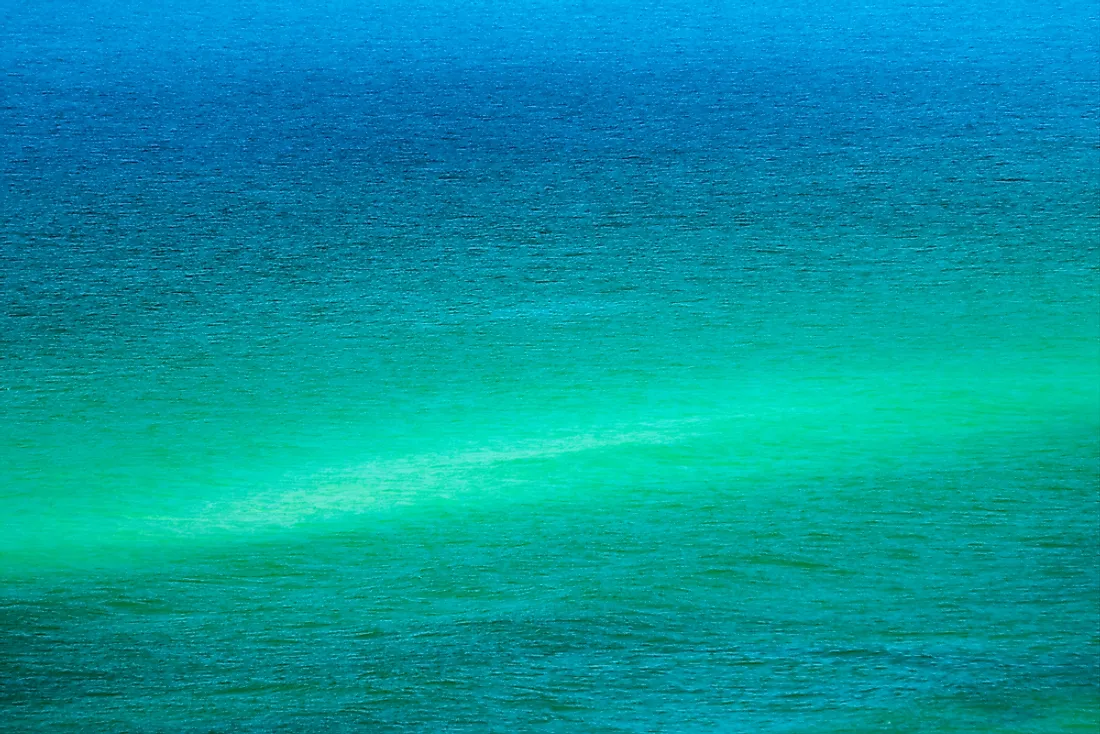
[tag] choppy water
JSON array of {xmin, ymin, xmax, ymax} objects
[{"xmin": 2, "ymin": 1, "xmax": 1098, "ymax": 731}]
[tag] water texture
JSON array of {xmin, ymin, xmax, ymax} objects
[{"xmin": 1, "ymin": 0, "xmax": 1098, "ymax": 731}]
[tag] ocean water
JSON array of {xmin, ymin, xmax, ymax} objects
[{"xmin": 1, "ymin": 0, "xmax": 1098, "ymax": 730}]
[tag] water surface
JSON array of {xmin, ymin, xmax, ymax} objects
[{"xmin": 2, "ymin": 0, "xmax": 1098, "ymax": 730}]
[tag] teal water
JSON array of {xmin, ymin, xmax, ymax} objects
[{"xmin": 2, "ymin": 0, "xmax": 1099, "ymax": 730}]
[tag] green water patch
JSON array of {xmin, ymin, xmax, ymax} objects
[{"xmin": 1, "ymin": 355, "xmax": 1095, "ymax": 575}]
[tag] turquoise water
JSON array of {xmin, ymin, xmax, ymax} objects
[{"xmin": 2, "ymin": 1, "xmax": 1098, "ymax": 730}]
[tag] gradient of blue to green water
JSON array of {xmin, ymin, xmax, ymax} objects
[{"xmin": 1, "ymin": 0, "xmax": 1098, "ymax": 730}]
